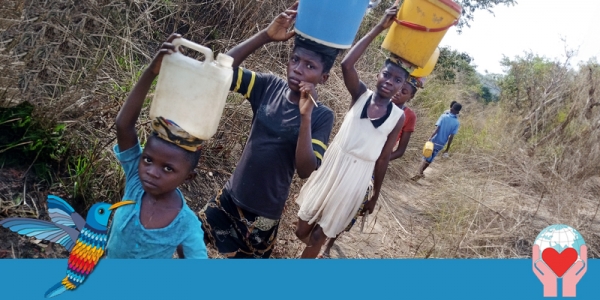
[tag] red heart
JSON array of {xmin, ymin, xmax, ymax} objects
[{"xmin": 541, "ymin": 247, "xmax": 578, "ymax": 277}]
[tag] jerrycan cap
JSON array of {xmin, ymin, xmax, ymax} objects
[{"xmin": 216, "ymin": 53, "xmax": 234, "ymax": 68}]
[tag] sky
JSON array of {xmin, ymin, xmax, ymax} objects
[{"xmin": 439, "ymin": 0, "xmax": 600, "ymax": 74}]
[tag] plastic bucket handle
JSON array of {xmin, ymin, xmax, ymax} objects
[
  {"xmin": 393, "ymin": 17, "xmax": 458, "ymax": 32},
  {"xmin": 171, "ymin": 38, "xmax": 214, "ymax": 63}
]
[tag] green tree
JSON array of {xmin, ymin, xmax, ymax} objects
[
  {"xmin": 498, "ymin": 52, "xmax": 575, "ymax": 144},
  {"xmin": 480, "ymin": 86, "xmax": 494, "ymax": 103},
  {"xmin": 498, "ymin": 53, "xmax": 562, "ymax": 110},
  {"xmin": 435, "ymin": 47, "xmax": 479, "ymax": 86}
]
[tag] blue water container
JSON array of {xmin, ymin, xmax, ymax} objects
[{"xmin": 294, "ymin": 0, "xmax": 371, "ymax": 49}]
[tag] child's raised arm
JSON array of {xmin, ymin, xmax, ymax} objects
[
  {"xmin": 115, "ymin": 34, "xmax": 180, "ymax": 152},
  {"xmin": 226, "ymin": 2, "xmax": 298, "ymax": 69},
  {"xmin": 341, "ymin": 6, "xmax": 398, "ymax": 105}
]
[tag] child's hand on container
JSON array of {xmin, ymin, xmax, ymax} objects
[
  {"xmin": 377, "ymin": 6, "xmax": 398, "ymax": 29},
  {"xmin": 298, "ymin": 81, "xmax": 317, "ymax": 116},
  {"xmin": 147, "ymin": 33, "xmax": 181, "ymax": 76},
  {"xmin": 266, "ymin": 1, "xmax": 299, "ymax": 42}
]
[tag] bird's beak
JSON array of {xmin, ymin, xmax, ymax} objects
[{"xmin": 109, "ymin": 200, "xmax": 136, "ymax": 210}]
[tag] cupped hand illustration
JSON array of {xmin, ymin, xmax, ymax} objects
[
  {"xmin": 532, "ymin": 244, "xmax": 557, "ymax": 297},
  {"xmin": 562, "ymin": 244, "xmax": 587, "ymax": 297}
]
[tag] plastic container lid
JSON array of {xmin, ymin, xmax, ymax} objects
[{"xmin": 216, "ymin": 53, "xmax": 234, "ymax": 68}]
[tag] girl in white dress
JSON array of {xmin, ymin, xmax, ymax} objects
[{"xmin": 295, "ymin": 6, "xmax": 410, "ymax": 258}]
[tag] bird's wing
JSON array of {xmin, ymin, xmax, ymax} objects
[
  {"xmin": 47, "ymin": 195, "xmax": 86, "ymax": 231},
  {"xmin": 0, "ymin": 218, "xmax": 80, "ymax": 252}
]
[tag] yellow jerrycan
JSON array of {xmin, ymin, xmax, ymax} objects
[
  {"xmin": 423, "ymin": 141, "xmax": 434, "ymax": 158},
  {"xmin": 382, "ymin": 0, "xmax": 461, "ymax": 68},
  {"xmin": 150, "ymin": 37, "xmax": 234, "ymax": 141},
  {"xmin": 410, "ymin": 47, "xmax": 440, "ymax": 78}
]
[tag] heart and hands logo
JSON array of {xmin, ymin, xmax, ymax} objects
[{"xmin": 532, "ymin": 224, "xmax": 587, "ymax": 297}]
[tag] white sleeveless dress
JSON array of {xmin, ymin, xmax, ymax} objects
[{"xmin": 296, "ymin": 90, "xmax": 403, "ymax": 238}]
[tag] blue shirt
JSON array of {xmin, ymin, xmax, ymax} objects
[
  {"xmin": 431, "ymin": 113, "xmax": 460, "ymax": 150},
  {"xmin": 105, "ymin": 143, "xmax": 208, "ymax": 259}
]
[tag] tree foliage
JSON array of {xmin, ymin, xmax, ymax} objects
[
  {"xmin": 435, "ymin": 46, "xmax": 479, "ymax": 86},
  {"xmin": 498, "ymin": 53, "xmax": 566, "ymax": 111},
  {"xmin": 480, "ymin": 86, "xmax": 493, "ymax": 102}
]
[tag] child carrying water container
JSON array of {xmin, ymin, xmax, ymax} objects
[
  {"xmin": 106, "ymin": 34, "xmax": 208, "ymax": 259},
  {"xmin": 319, "ymin": 76, "xmax": 423, "ymax": 258},
  {"xmin": 198, "ymin": 2, "xmax": 338, "ymax": 258},
  {"xmin": 412, "ymin": 101, "xmax": 461, "ymax": 180},
  {"xmin": 295, "ymin": 6, "xmax": 409, "ymax": 258}
]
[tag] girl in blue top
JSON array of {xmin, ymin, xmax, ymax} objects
[{"xmin": 105, "ymin": 34, "xmax": 208, "ymax": 259}]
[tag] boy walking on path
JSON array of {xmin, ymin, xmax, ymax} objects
[
  {"xmin": 198, "ymin": 2, "xmax": 337, "ymax": 258},
  {"xmin": 412, "ymin": 101, "xmax": 461, "ymax": 180}
]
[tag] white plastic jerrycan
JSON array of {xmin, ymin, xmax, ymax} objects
[{"xmin": 149, "ymin": 38, "xmax": 234, "ymax": 141}]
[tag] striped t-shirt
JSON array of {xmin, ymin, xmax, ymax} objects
[{"xmin": 224, "ymin": 67, "xmax": 335, "ymax": 220}]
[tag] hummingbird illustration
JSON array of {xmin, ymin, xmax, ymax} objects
[{"xmin": 0, "ymin": 195, "xmax": 134, "ymax": 298}]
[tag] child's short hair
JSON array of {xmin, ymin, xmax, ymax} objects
[
  {"xmin": 293, "ymin": 35, "xmax": 340, "ymax": 73},
  {"xmin": 450, "ymin": 101, "xmax": 457, "ymax": 108},
  {"xmin": 150, "ymin": 134, "xmax": 201, "ymax": 171},
  {"xmin": 383, "ymin": 59, "xmax": 410, "ymax": 81},
  {"xmin": 452, "ymin": 102, "xmax": 462, "ymax": 112}
]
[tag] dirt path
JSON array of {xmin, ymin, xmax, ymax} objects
[{"xmin": 320, "ymin": 158, "xmax": 447, "ymax": 258}]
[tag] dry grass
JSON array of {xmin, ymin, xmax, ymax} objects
[
  {"xmin": 1, "ymin": 0, "xmax": 600, "ymax": 259},
  {"xmin": 398, "ymin": 68, "xmax": 600, "ymax": 258},
  {"xmin": 0, "ymin": 0, "xmax": 378, "ymax": 258}
]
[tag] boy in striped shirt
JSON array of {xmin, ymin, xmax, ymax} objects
[{"xmin": 199, "ymin": 2, "xmax": 337, "ymax": 258}]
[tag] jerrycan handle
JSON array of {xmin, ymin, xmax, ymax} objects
[{"xmin": 172, "ymin": 37, "xmax": 214, "ymax": 63}]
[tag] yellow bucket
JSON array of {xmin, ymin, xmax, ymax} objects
[
  {"xmin": 382, "ymin": 0, "xmax": 462, "ymax": 68},
  {"xmin": 410, "ymin": 47, "xmax": 440, "ymax": 78},
  {"xmin": 423, "ymin": 141, "xmax": 434, "ymax": 158}
]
